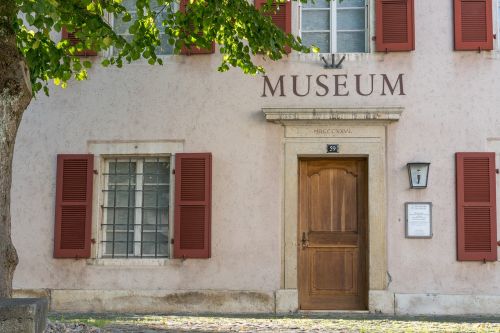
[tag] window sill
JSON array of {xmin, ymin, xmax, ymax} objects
[
  {"xmin": 485, "ymin": 49, "xmax": 500, "ymax": 59},
  {"xmin": 87, "ymin": 258, "xmax": 173, "ymax": 266},
  {"xmin": 292, "ymin": 52, "xmax": 374, "ymax": 64}
]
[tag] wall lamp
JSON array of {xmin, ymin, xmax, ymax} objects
[{"xmin": 407, "ymin": 162, "xmax": 430, "ymax": 189}]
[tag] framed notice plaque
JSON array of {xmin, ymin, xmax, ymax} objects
[{"xmin": 405, "ymin": 202, "xmax": 432, "ymax": 238}]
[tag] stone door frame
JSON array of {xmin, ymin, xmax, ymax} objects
[{"xmin": 262, "ymin": 107, "xmax": 403, "ymax": 312}]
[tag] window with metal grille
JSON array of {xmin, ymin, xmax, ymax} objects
[
  {"xmin": 102, "ymin": 157, "xmax": 170, "ymax": 258},
  {"xmin": 301, "ymin": 0, "xmax": 368, "ymax": 53}
]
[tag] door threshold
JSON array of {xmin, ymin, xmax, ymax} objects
[{"xmin": 299, "ymin": 310, "xmax": 370, "ymax": 314}]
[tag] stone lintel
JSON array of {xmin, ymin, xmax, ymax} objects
[{"xmin": 262, "ymin": 107, "xmax": 403, "ymax": 124}]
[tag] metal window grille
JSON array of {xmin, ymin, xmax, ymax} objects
[{"xmin": 102, "ymin": 157, "xmax": 170, "ymax": 258}]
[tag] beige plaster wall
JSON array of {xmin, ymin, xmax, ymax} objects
[{"xmin": 11, "ymin": 0, "xmax": 500, "ymax": 305}]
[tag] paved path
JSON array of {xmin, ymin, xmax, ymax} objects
[{"xmin": 47, "ymin": 314, "xmax": 500, "ymax": 333}]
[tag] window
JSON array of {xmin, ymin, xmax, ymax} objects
[
  {"xmin": 102, "ymin": 157, "xmax": 170, "ymax": 258},
  {"xmin": 112, "ymin": 0, "xmax": 175, "ymax": 55},
  {"xmin": 53, "ymin": 144, "xmax": 212, "ymax": 261},
  {"xmin": 301, "ymin": 0, "xmax": 367, "ymax": 53}
]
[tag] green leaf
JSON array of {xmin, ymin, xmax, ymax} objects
[
  {"xmin": 103, "ymin": 37, "xmax": 113, "ymax": 47},
  {"xmin": 122, "ymin": 13, "xmax": 132, "ymax": 22},
  {"xmin": 16, "ymin": 0, "xmax": 315, "ymax": 97}
]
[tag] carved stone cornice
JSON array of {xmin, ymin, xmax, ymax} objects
[{"xmin": 262, "ymin": 107, "xmax": 403, "ymax": 125}]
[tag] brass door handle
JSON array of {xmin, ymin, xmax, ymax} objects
[{"xmin": 301, "ymin": 232, "xmax": 309, "ymax": 249}]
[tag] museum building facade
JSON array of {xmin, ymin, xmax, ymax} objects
[{"xmin": 10, "ymin": 0, "xmax": 500, "ymax": 315}]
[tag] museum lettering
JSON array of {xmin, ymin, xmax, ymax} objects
[{"xmin": 261, "ymin": 74, "xmax": 405, "ymax": 97}]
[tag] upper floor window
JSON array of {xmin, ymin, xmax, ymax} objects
[
  {"xmin": 113, "ymin": 0, "xmax": 174, "ymax": 55},
  {"xmin": 301, "ymin": 0, "xmax": 367, "ymax": 53}
]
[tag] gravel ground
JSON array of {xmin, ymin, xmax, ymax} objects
[
  {"xmin": 47, "ymin": 314, "xmax": 500, "ymax": 333},
  {"xmin": 45, "ymin": 320, "xmax": 103, "ymax": 333}
]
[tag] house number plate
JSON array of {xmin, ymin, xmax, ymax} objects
[{"xmin": 327, "ymin": 144, "xmax": 339, "ymax": 153}]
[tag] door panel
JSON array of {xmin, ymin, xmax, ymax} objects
[
  {"xmin": 311, "ymin": 249, "xmax": 358, "ymax": 293},
  {"xmin": 298, "ymin": 158, "xmax": 368, "ymax": 310}
]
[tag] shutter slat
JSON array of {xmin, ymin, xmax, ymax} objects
[
  {"xmin": 255, "ymin": 0, "xmax": 291, "ymax": 53},
  {"xmin": 382, "ymin": 3, "xmax": 408, "ymax": 44},
  {"xmin": 174, "ymin": 153, "xmax": 212, "ymax": 258},
  {"xmin": 462, "ymin": 2, "xmax": 487, "ymax": 42},
  {"xmin": 179, "ymin": 0, "xmax": 215, "ymax": 55},
  {"xmin": 454, "ymin": 0, "xmax": 493, "ymax": 50},
  {"xmin": 60, "ymin": 206, "xmax": 87, "ymax": 249},
  {"xmin": 54, "ymin": 154, "xmax": 94, "ymax": 258},
  {"xmin": 464, "ymin": 207, "xmax": 492, "ymax": 252},
  {"xmin": 376, "ymin": 0, "xmax": 415, "ymax": 52},
  {"xmin": 464, "ymin": 157, "xmax": 490, "ymax": 202},
  {"xmin": 180, "ymin": 206, "xmax": 206, "ymax": 249},
  {"xmin": 61, "ymin": 27, "xmax": 97, "ymax": 57},
  {"xmin": 456, "ymin": 152, "xmax": 497, "ymax": 261}
]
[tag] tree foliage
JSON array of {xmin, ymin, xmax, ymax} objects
[{"xmin": 14, "ymin": 0, "xmax": 315, "ymax": 96}]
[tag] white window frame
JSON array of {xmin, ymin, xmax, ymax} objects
[
  {"xmin": 101, "ymin": 157, "xmax": 171, "ymax": 258},
  {"xmin": 497, "ymin": 0, "xmax": 500, "ymax": 49},
  {"xmin": 298, "ymin": 0, "xmax": 369, "ymax": 54},
  {"xmin": 87, "ymin": 141, "xmax": 184, "ymax": 264}
]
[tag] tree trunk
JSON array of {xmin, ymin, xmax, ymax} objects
[{"xmin": 0, "ymin": 1, "xmax": 32, "ymax": 298}]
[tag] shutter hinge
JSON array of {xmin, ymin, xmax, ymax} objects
[
  {"xmin": 171, "ymin": 238, "xmax": 174, "ymax": 244},
  {"xmin": 497, "ymin": 240, "xmax": 500, "ymax": 246},
  {"xmin": 494, "ymin": 34, "xmax": 497, "ymax": 40},
  {"xmin": 496, "ymin": 169, "xmax": 499, "ymax": 174},
  {"xmin": 93, "ymin": 169, "xmax": 98, "ymax": 175},
  {"xmin": 91, "ymin": 238, "xmax": 96, "ymax": 244},
  {"xmin": 172, "ymin": 169, "xmax": 175, "ymax": 175},
  {"xmin": 372, "ymin": 36, "xmax": 376, "ymax": 41}
]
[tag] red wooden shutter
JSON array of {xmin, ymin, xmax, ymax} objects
[
  {"xmin": 54, "ymin": 154, "xmax": 94, "ymax": 258},
  {"xmin": 255, "ymin": 0, "xmax": 292, "ymax": 53},
  {"xmin": 179, "ymin": 0, "xmax": 215, "ymax": 55},
  {"xmin": 456, "ymin": 152, "xmax": 497, "ymax": 261},
  {"xmin": 375, "ymin": 0, "xmax": 415, "ymax": 52},
  {"xmin": 454, "ymin": 0, "xmax": 494, "ymax": 51},
  {"xmin": 61, "ymin": 27, "xmax": 97, "ymax": 57},
  {"xmin": 174, "ymin": 153, "xmax": 212, "ymax": 258}
]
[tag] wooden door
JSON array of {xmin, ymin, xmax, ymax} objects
[{"xmin": 298, "ymin": 158, "xmax": 368, "ymax": 310}]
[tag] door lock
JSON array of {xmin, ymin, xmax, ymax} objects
[{"xmin": 301, "ymin": 232, "xmax": 309, "ymax": 249}]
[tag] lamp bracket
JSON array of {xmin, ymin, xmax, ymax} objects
[{"xmin": 321, "ymin": 53, "xmax": 345, "ymax": 69}]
